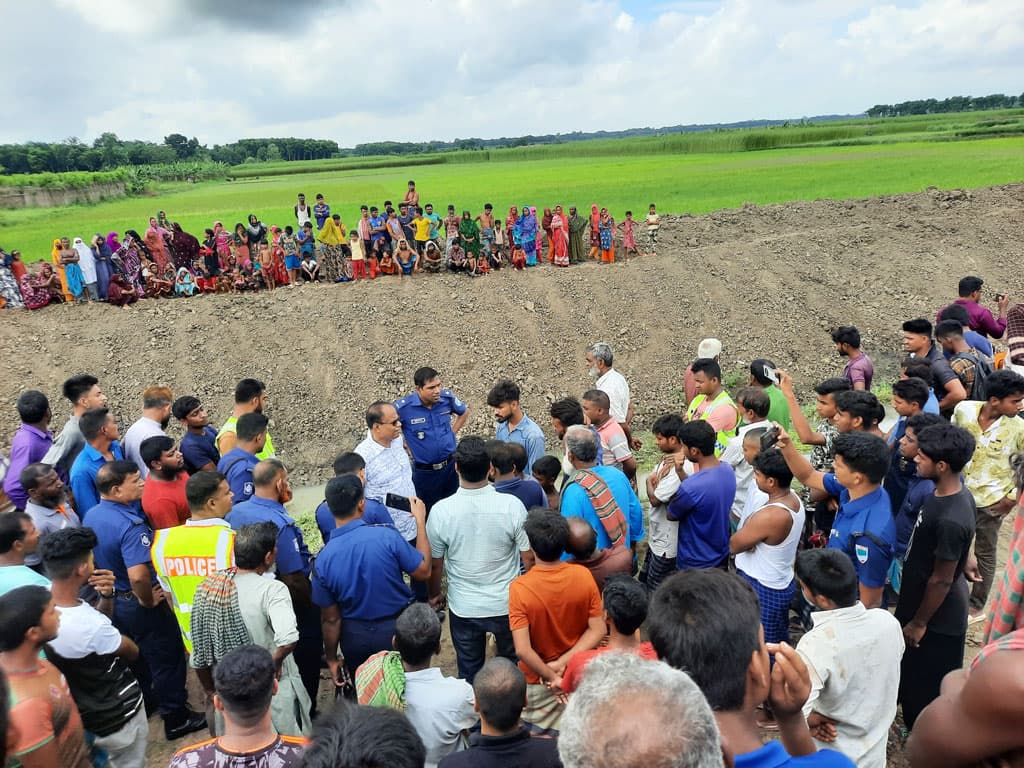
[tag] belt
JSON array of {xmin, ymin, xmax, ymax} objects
[
  {"xmin": 414, "ymin": 453, "xmax": 454, "ymax": 472},
  {"xmin": 114, "ymin": 590, "xmax": 137, "ymax": 601}
]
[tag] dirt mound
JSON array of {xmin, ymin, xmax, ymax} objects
[{"xmin": 3, "ymin": 183, "xmax": 1023, "ymax": 484}]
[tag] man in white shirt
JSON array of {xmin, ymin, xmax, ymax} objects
[
  {"xmin": 395, "ymin": 604, "xmax": 477, "ymax": 768},
  {"xmin": 720, "ymin": 388, "xmax": 772, "ymax": 529},
  {"xmin": 355, "ymin": 401, "xmax": 418, "ymax": 542},
  {"xmin": 642, "ymin": 414, "xmax": 686, "ymax": 593},
  {"xmin": 427, "ymin": 437, "xmax": 533, "ymax": 683},
  {"xmin": 122, "ymin": 385, "xmax": 173, "ymax": 479},
  {"xmin": 795, "ymin": 548, "xmax": 904, "ymax": 768},
  {"xmin": 586, "ymin": 342, "xmax": 640, "ymax": 450}
]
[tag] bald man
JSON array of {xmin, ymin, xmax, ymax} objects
[{"xmin": 565, "ymin": 517, "xmax": 632, "ymax": 591}]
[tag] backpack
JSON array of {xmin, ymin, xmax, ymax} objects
[{"xmin": 951, "ymin": 350, "xmax": 994, "ymax": 400}]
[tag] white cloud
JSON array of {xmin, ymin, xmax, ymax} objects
[{"xmin": 2, "ymin": 0, "xmax": 1021, "ymax": 147}]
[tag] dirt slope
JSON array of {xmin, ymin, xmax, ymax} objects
[{"xmin": 3, "ymin": 183, "xmax": 1023, "ymax": 483}]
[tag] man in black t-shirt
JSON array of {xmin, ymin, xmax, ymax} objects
[{"xmin": 895, "ymin": 422, "xmax": 977, "ymax": 730}]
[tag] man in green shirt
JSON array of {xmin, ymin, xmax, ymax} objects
[{"xmin": 749, "ymin": 359, "xmax": 791, "ymax": 430}]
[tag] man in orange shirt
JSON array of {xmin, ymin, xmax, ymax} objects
[
  {"xmin": 508, "ymin": 509, "xmax": 604, "ymax": 736},
  {"xmin": 140, "ymin": 436, "xmax": 189, "ymax": 529}
]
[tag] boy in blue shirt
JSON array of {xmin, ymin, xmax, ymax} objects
[
  {"xmin": 777, "ymin": 427, "xmax": 895, "ymax": 609},
  {"xmin": 172, "ymin": 396, "xmax": 219, "ymax": 475}
]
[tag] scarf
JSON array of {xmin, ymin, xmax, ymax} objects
[
  {"xmin": 355, "ymin": 650, "xmax": 407, "ymax": 711},
  {"xmin": 318, "ymin": 218, "xmax": 344, "ymax": 246},
  {"xmin": 106, "ymin": 233, "xmax": 121, "ymax": 253},
  {"xmin": 590, "ymin": 204, "xmax": 600, "ymax": 229},
  {"xmin": 1007, "ymin": 304, "xmax": 1024, "ymax": 364},
  {"xmin": 189, "ymin": 569, "xmax": 252, "ymax": 670},
  {"xmin": 458, "ymin": 216, "xmax": 479, "ymax": 239},
  {"xmin": 567, "ymin": 468, "xmax": 628, "ymax": 548}
]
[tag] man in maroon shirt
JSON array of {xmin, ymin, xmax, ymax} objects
[{"xmin": 945, "ymin": 276, "xmax": 1009, "ymax": 339}]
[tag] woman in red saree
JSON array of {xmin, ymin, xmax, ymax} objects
[
  {"xmin": 145, "ymin": 217, "xmax": 171, "ymax": 272},
  {"xmin": 550, "ymin": 205, "xmax": 570, "ymax": 267}
]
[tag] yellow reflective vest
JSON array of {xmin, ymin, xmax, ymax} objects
[
  {"xmin": 151, "ymin": 520, "xmax": 235, "ymax": 653},
  {"xmin": 686, "ymin": 390, "xmax": 739, "ymax": 457}
]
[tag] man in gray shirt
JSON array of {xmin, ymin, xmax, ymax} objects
[
  {"xmin": 43, "ymin": 375, "xmax": 107, "ymax": 481},
  {"xmin": 20, "ymin": 463, "xmax": 80, "ymax": 568}
]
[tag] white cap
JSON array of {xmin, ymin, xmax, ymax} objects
[{"xmin": 697, "ymin": 338, "xmax": 722, "ymax": 359}]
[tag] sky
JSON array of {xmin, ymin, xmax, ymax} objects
[{"xmin": 3, "ymin": 0, "xmax": 1021, "ymax": 147}]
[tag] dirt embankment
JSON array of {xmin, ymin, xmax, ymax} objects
[{"xmin": 2, "ymin": 183, "xmax": 1023, "ymax": 484}]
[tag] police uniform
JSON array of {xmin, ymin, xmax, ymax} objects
[
  {"xmin": 312, "ymin": 518, "xmax": 421, "ymax": 677},
  {"xmin": 226, "ymin": 496, "xmax": 320, "ymax": 716},
  {"xmin": 217, "ymin": 447, "xmax": 259, "ymax": 503},
  {"xmin": 394, "ymin": 389, "xmax": 467, "ymax": 511},
  {"xmin": 89, "ymin": 498, "xmax": 190, "ymax": 720}
]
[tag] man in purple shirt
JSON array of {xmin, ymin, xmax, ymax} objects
[
  {"xmin": 944, "ymin": 276, "xmax": 1009, "ymax": 339},
  {"xmin": 831, "ymin": 326, "xmax": 874, "ymax": 391},
  {"xmin": 3, "ymin": 391, "xmax": 53, "ymax": 511}
]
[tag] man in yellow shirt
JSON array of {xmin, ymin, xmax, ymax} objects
[
  {"xmin": 411, "ymin": 207, "xmax": 431, "ymax": 263},
  {"xmin": 951, "ymin": 370, "xmax": 1024, "ymax": 619}
]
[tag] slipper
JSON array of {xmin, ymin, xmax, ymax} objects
[{"xmin": 967, "ymin": 612, "xmax": 987, "ymax": 626}]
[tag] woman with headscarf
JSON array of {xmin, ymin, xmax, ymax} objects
[
  {"xmin": 588, "ymin": 204, "xmax": 602, "ymax": 260},
  {"xmin": 232, "ymin": 223, "xmax": 251, "ymax": 269},
  {"xmin": 316, "ymin": 215, "xmax": 345, "ymax": 281},
  {"xmin": 517, "ymin": 206, "xmax": 538, "ymax": 266},
  {"xmin": 170, "ymin": 223, "xmax": 200, "ymax": 272},
  {"xmin": 20, "ymin": 263, "xmax": 63, "ymax": 309},
  {"xmin": 504, "ymin": 206, "xmax": 518, "ymax": 253},
  {"xmin": 107, "ymin": 273, "xmax": 138, "ymax": 307},
  {"xmin": 114, "ymin": 234, "xmax": 145, "ymax": 296},
  {"xmin": 550, "ymin": 205, "xmax": 570, "ymax": 268},
  {"xmin": 106, "ymin": 232, "xmax": 121, "ymax": 256},
  {"xmin": 73, "ymin": 237, "xmax": 98, "ymax": 301},
  {"xmin": 125, "ymin": 229, "xmax": 150, "ymax": 262},
  {"xmin": 0, "ymin": 248, "xmax": 24, "ymax": 309},
  {"xmin": 246, "ymin": 214, "xmax": 268, "ymax": 250},
  {"xmin": 145, "ymin": 217, "xmax": 171, "ymax": 272},
  {"xmin": 92, "ymin": 234, "xmax": 113, "ymax": 300},
  {"xmin": 157, "ymin": 210, "xmax": 172, "ymax": 231},
  {"xmin": 598, "ymin": 208, "xmax": 616, "ymax": 263},
  {"xmin": 458, "ymin": 211, "xmax": 481, "ymax": 260},
  {"xmin": 52, "ymin": 237, "xmax": 84, "ymax": 302},
  {"xmin": 174, "ymin": 267, "xmax": 197, "ymax": 297},
  {"xmin": 213, "ymin": 222, "xmax": 232, "ymax": 266},
  {"xmin": 541, "ymin": 207, "xmax": 554, "ymax": 263}
]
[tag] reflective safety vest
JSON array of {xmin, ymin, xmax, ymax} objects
[
  {"xmin": 151, "ymin": 522, "xmax": 235, "ymax": 653},
  {"xmin": 217, "ymin": 416, "xmax": 275, "ymax": 460},
  {"xmin": 686, "ymin": 390, "xmax": 739, "ymax": 457}
]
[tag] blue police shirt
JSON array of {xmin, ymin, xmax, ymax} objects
[
  {"xmin": 70, "ymin": 441, "xmax": 126, "ymax": 519},
  {"xmin": 89, "ymin": 499, "xmax": 155, "ymax": 592},
  {"xmin": 823, "ymin": 474, "xmax": 896, "ymax": 588},
  {"xmin": 561, "ymin": 465, "xmax": 645, "ymax": 555},
  {"xmin": 394, "ymin": 390, "xmax": 467, "ymax": 465},
  {"xmin": 895, "ymin": 475, "xmax": 935, "ymax": 558},
  {"xmin": 180, "ymin": 426, "xmax": 220, "ymax": 475},
  {"xmin": 312, "ymin": 519, "xmax": 421, "ymax": 620},
  {"xmin": 495, "ymin": 413, "xmax": 546, "ymax": 476},
  {"xmin": 227, "ymin": 496, "xmax": 311, "ymax": 577},
  {"xmin": 315, "ymin": 497, "xmax": 393, "ymax": 546},
  {"xmin": 217, "ymin": 447, "xmax": 259, "ymax": 503}
]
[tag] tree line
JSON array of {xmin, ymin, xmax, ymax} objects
[{"xmin": 866, "ymin": 93, "xmax": 1022, "ymax": 118}]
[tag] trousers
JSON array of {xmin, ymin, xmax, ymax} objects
[
  {"xmin": 449, "ymin": 612, "xmax": 516, "ymax": 684},
  {"xmin": 113, "ymin": 598, "xmax": 188, "ymax": 718}
]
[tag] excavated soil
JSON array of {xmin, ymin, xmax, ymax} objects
[{"xmin": 2, "ymin": 182, "xmax": 1023, "ymax": 766}]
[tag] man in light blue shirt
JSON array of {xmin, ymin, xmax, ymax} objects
[
  {"xmin": 487, "ymin": 380, "xmax": 546, "ymax": 476},
  {"xmin": 68, "ymin": 407, "xmax": 125, "ymax": 518},
  {"xmin": 0, "ymin": 512, "xmax": 49, "ymax": 594}
]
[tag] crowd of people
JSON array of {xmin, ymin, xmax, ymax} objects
[
  {"xmin": 0, "ymin": 181, "xmax": 664, "ymax": 311},
  {"xmin": 0, "ymin": 276, "xmax": 1023, "ymax": 768}
]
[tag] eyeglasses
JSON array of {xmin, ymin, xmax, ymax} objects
[{"xmin": 387, "ymin": 419, "xmax": 401, "ymax": 426}]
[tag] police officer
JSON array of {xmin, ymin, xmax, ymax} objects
[
  {"xmin": 89, "ymin": 460, "xmax": 207, "ymax": 740},
  {"xmin": 394, "ymin": 366, "xmax": 470, "ymax": 512}
]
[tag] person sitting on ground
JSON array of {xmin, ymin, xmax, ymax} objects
[
  {"xmin": 140, "ymin": 435, "xmax": 190, "ymax": 529},
  {"xmin": 581, "ymin": 389, "xmax": 636, "ymax": 482},
  {"xmin": 487, "ymin": 440, "xmax": 547, "ymax": 509},
  {"xmin": 422, "ymin": 241, "xmax": 443, "ymax": 272},
  {"xmin": 686, "ymin": 357, "xmax": 740, "ymax": 456},
  {"xmin": 730, "ymin": 448, "xmax": 805, "ymax": 645},
  {"xmin": 776, "ymin": 427, "xmax": 894, "ymax": 609},
  {"xmin": 721, "ymin": 387, "xmax": 772, "ymax": 530},
  {"xmin": 531, "ymin": 455, "xmax": 562, "ymax": 511},
  {"xmin": 565, "ymin": 518, "xmax": 632, "ymax": 591},
  {"xmin": 935, "ymin": 318, "xmax": 994, "ymax": 401},
  {"xmin": 40, "ymin": 527, "xmax": 148, "ymax": 768},
  {"xmin": 749, "ymin": 358, "xmax": 793, "ymax": 428},
  {"xmin": 171, "ymin": 645, "xmax": 307, "ymax": 768},
  {"xmin": 559, "ymin": 425, "xmax": 645, "ymax": 561},
  {"xmin": 447, "ymin": 241, "xmax": 470, "ymax": 273},
  {"xmin": 299, "ymin": 702, "xmax": 426, "ymax": 768},
  {"xmin": 648, "ymin": 569, "xmax": 855, "ymax": 766},
  {"xmin": 438, "ymin": 657, "xmax": 562, "ymax": 768},
  {"xmin": 796, "ymin": 549, "xmax": 904, "ymax": 768},
  {"xmin": 395, "ymin": 239, "xmax": 418, "ymax": 278},
  {"xmin": 831, "ymin": 326, "xmax": 874, "ymax": 391},
  {"xmin": 508, "ymin": 509, "xmax": 604, "ymax": 735},
  {"xmin": 172, "ymin": 395, "xmax": 220, "ymax": 475},
  {"xmin": 669, "ymin": 420, "xmax": 736, "ymax": 571},
  {"xmin": 378, "ymin": 248, "xmax": 398, "ymax": 276},
  {"xmin": 0, "ymin": 585, "xmax": 91, "ymax": 768},
  {"xmin": 561, "ymin": 574, "xmax": 656, "ymax": 694},
  {"xmin": 357, "ymin": 604, "xmax": 476, "ymax": 768},
  {"xmin": 559, "ymin": 652, "xmax": 726, "ymax": 768},
  {"xmin": 300, "ymin": 249, "xmax": 320, "ymax": 282}
]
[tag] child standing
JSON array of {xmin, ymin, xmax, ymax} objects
[
  {"xmin": 258, "ymin": 242, "xmax": 276, "ymax": 289},
  {"xmin": 598, "ymin": 208, "xmax": 615, "ymax": 263},
  {"xmin": 620, "ymin": 211, "xmax": 638, "ymax": 259},
  {"xmin": 280, "ymin": 225, "xmax": 300, "ymax": 285},
  {"xmin": 297, "ymin": 221, "xmax": 315, "ymax": 266},
  {"xmin": 644, "ymin": 203, "xmax": 660, "ymax": 257},
  {"xmin": 349, "ymin": 231, "xmax": 367, "ymax": 281}
]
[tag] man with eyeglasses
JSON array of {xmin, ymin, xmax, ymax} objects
[{"xmin": 355, "ymin": 401, "xmax": 420, "ymax": 544}]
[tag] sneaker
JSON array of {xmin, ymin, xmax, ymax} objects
[{"xmin": 164, "ymin": 709, "xmax": 208, "ymax": 740}]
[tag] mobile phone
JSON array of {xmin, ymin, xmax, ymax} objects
[
  {"xmin": 763, "ymin": 364, "xmax": 779, "ymax": 385},
  {"xmin": 996, "ymin": 293, "xmax": 1007, "ymax": 302},
  {"xmin": 385, "ymin": 493, "xmax": 412, "ymax": 513},
  {"xmin": 760, "ymin": 426, "xmax": 780, "ymax": 450}
]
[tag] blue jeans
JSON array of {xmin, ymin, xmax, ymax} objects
[
  {"xmin": 113, "ymin": 598, "xmax": 187, "ymax": 718},
  {"xmin": 449, "ymin": 612, "xmax": 516, "ymax": 683}
]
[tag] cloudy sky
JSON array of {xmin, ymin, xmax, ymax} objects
[{"xmin": 4, "ymin": 0, "xmax": 1021, "ymax": 147}]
